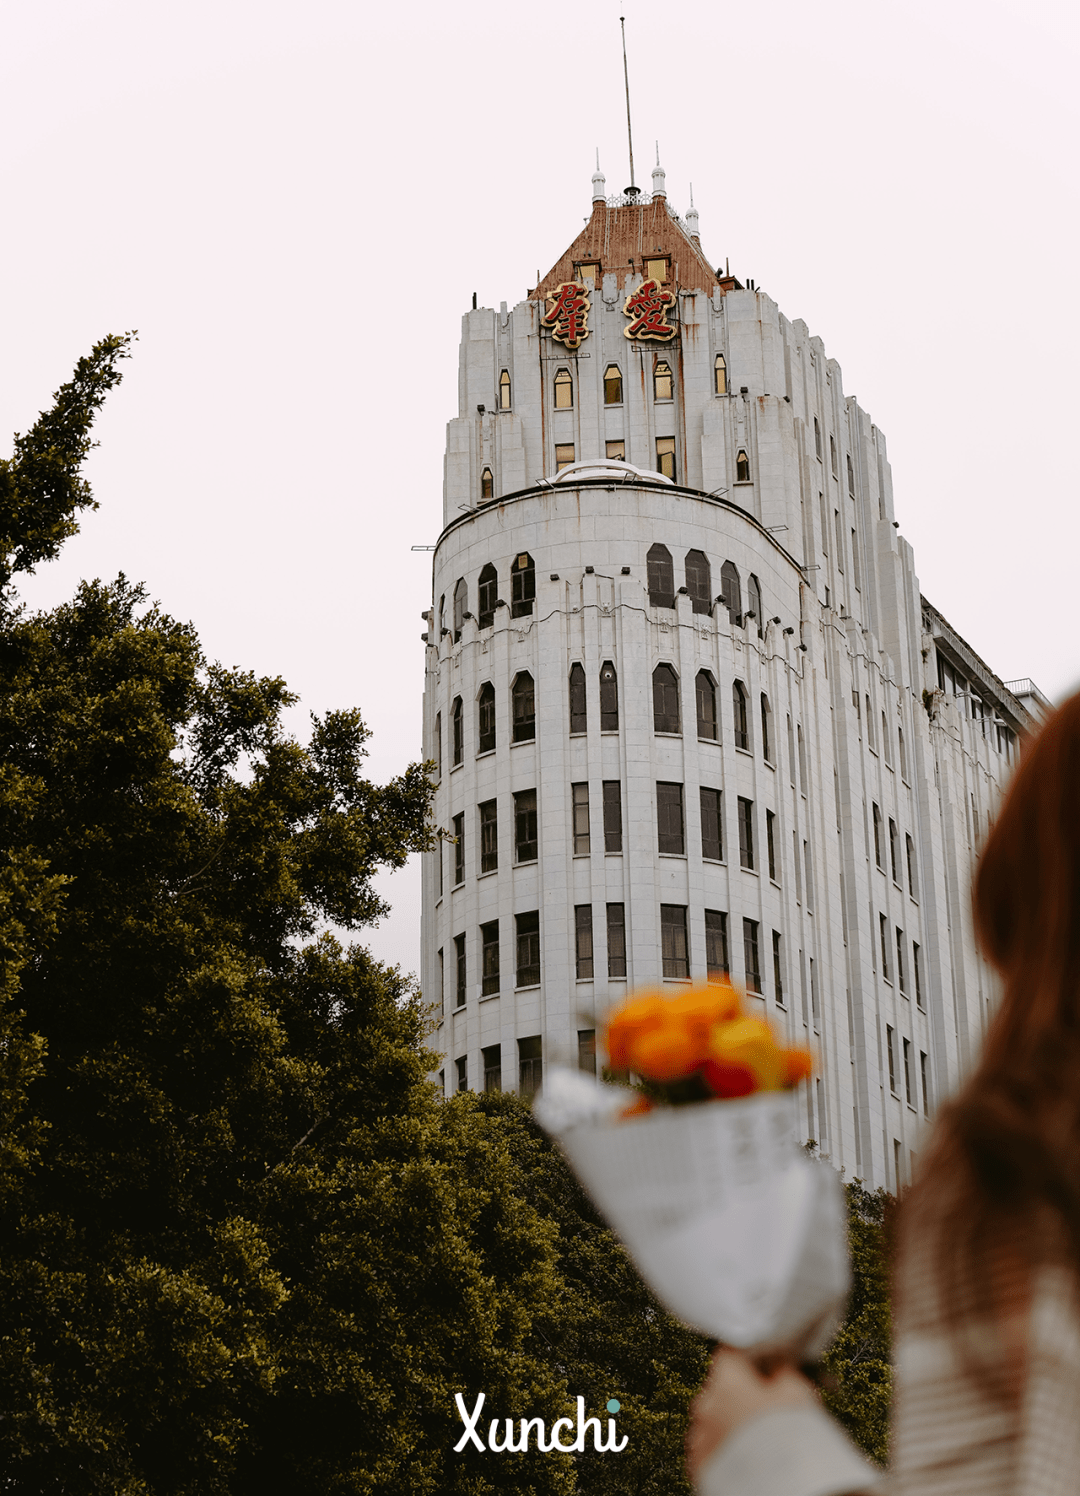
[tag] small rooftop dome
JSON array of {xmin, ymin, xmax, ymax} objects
[{"xmin": 550, "ymin": 458, "xmax": 674, "ymax": 487}]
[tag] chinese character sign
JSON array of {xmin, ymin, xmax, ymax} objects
[
  {"xmin": 623, "ymin": 278, "xmax": 677, "ymax": 341},
  {"xmin": 541, "ymin": 281, "xmax": 591, "ymax": 350}
]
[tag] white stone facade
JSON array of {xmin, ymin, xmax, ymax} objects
[{"xmin": 420, "ymin": 178, "xmax": 1040, "ymax": 1193}]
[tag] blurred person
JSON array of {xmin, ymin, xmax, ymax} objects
[{"xmin": 687, "ymin": 692, "xmax": 1080, "ymax": 1495}]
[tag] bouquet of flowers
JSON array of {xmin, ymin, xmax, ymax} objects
[{"xmin": 534, "ymin": 981, "xmax": 850, "ymax": 1359}]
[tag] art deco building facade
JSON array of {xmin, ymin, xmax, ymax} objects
[{"xmin": 420, "ymin": 160, "xmax": 1046, "ymax": 1193}]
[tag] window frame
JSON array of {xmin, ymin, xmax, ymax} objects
[
  {"xmin": 602, "ymin": 780, "xmax": 622, "ymax": 853},
  {"xmin": 481, "ymin": 919, "xmax": 500, "ymax": 997},
  {"xmin": 647, "ymin": 544, "xmax": 675, "ymax": 608},
  {"xmin": 737, "ymin": 796, "xmax": 755, "ymax": 870},
  {"xmin": 599, "ymin": 660, "xmax": 619, "ymax": 731},
  {"xmin": 553, "ymin": 366, "xmax": 573, "ymax": 409},
  {"xmin": 714, "ymin": 352, "xmax": 727, "ymax": 395},
  {"xmin": 656, "ymin": 781, "xmax": 686, "ymax": 856},
  {"xmin": 660, "ymin": 904, "xmax": 690, "ymax": 979},
  {"xmin": 511, "ymin": 670, "xmax": 536, "ymax": 742},
  {"xmin": 705, "ymin": 909, "xmax": 729, "ymax": 980},
  {"xmin": 515, "ymin": 912, "xmax": 541, "ymax": 989},
  {"xmin": 606, "ymin": 903, "xmax": 627, "ymax": 978},
  {"xmin": 653, "ymin": 359, "xmax": 674, "ymax": 402},
  {"xmin": 479, "ymin": 798, "xmax": 498, "ymax": 874},
  {"xmin": 477, "ymin": 680, "xmax": 496, "ymax": 753},
  {"xmin": 574, "ymin": 905, "xmax": 594, "ymax": 980},
  {"xmin": 603, "ymin": 364, "xmax": 623, "ymax": 405},
  {"xmin": 733, "ymin": 680, "xmax": 749, "ymax": 751},
  {"xmin": 477, "ymin": 563, "xmax": 498, "ymax": 629},
  {"xmin": 652, "ymin": 663, "xmax": 681, "ymax": 734},
  {"xmin": 510, "ymin": 552, "xmax": 535, "ymax": 617},
  {"xmin": 572, "ymin": 781, "xmax": 591, "ymax": 855},
  {"xmin": 499, "ymin": 368, "xmax": 512, "ymax": 410},
  {"xmin": 513, "ymin": 788, "xmax": 538, "ymax": 863},
  {"xmin": 685, "ymin": 549, "xmax": 711, "ymax": 613},
  {"xmin": 700, "ymin": 785, "xmax": 723, "ymax": 862},
  {"xmin": 695, "ymin": 669, "xmax": 717, "ymax": 740},
  {"xmin": 569, "ymin": 662, "xmax": 587, "ymax": 734}
]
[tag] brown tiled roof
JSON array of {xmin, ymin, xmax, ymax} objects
[{"xmin": 535, "ymin": 196, "xmax": 721, "ymax": 299}]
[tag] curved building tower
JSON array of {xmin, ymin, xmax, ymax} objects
[{"xmin": 420, "ymin": 163, "xmax": 1045, "ymax": 1192}]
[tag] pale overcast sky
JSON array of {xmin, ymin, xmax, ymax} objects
[{"xmin": 2, "ymin": 0, "xmax": 1076, "ymax": 978}]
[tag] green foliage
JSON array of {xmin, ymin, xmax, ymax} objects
[{"xmin": 821, "ymin": 1181, "xmax": 892, "ymax": 1466}]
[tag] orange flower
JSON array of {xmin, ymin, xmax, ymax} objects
[
  {"xmin": 708, "ymin": 1015, "xmax": 784, "ymax": 1091},
  {"xmin": 701, "ymin": 1058, "xmax": 757, "ymax": 1098},
  {"xmin": 631, "ymin": 1023, "xmax": 701, "ymax": 1080},
  {"xmin": 605, "ymin": 990, "xmax": 667, "ymax": 1069},
  {"xmin": 780, "ymin": 1047, "xmax": 813, "ymax": 1086}
]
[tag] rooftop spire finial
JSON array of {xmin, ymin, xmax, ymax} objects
[
  {"xmin": 686, "ymin": 181, "xmax": 700, "ymax": 240},
  {"xmin": 591, "ymin": 149, "xmax": 606, "ymax": 203},
  {"xmin": 651, "ymin": 144, "xmax": 666, "ymax": 200},
  {"xmin": 620, "ymin": 17, "xmax": 636, "ymax": 192}
]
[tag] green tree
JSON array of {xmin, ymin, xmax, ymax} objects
[{"xmin": 821, "ymin": 1181, "xmax": 893, "ymax": 1465}]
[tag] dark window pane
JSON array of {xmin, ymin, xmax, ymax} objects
[
  {"xmin": 656, "ymin": 437, "xmax": 676, "ymax": 480},
  {"xmin": 696, "ymin": 671, "xmax": 717, "ymax": 739},
  {"xmin": 661, "ymin": 904, "xmax": 689, "ymax": 978},
  {"xmin": 478, "ymin": 682, "xmax": 496, "ymax": 753},
  {"xmin": 514, "ymin": 790, "xmax": 538, "ymax": 862},
  {"xmin": 519, "ymin": 1034, "xmax": 543, "ymax": 1095},
  {"xmin": 743, "ymin": 918, "xmax": 761, "ymax": 992},
  {"xmin": 569, "ymin": 662, "xmax": 587, "ymax": 733},
  {"xmin": 453, "ymin": 577, "xmax": 468, "ymax": 641},
  {"xmin": 889, "ymin": 818, "xmax": 899, "ymax": 882},
  {"xmin": 700, "ymin": 786, "xmax": 722, "ymax": 861},
  {"xmin": 511, "ymin": 552, "xmax": 535, "ymax": 618},
  {"xmin": 578, "ymin": 1029, "xmax": 597, "ymax": 1074},
  {"xmin": 434, "ymin": 711, "xmax": 441, "ymax": 778},
  {"xmin": 481, "ymin": 920, "xmax": 500, "ymax": 996},
  {"xmin": 572, "ymin": 781, "xmax": 590, "ymax": 854},
  {"xmin": 772, "ymin": 930, "xmax": 784, "ymax": 1005},
  {"xmin": 603, "ymin": 365, "xmax": 623, "ymax": 404},
  {"xmin": 516, "ymin": 911, "xmax": 541, "ymax": 987},
  {"xmin": 653, "ymin": 664, "xmax": 680, "ymax": 734},
  {"xmin": 453, "ymin": 812, "xmax": 465, "ymax": 884},
  {"xmin": 719, "ymin": 560, "xmax": 742, "ymax": 625},
  {"xmin": 512, "ymin": 671, "xmax": 535, "ymax": 742},
  {"xmin": 603, "ymin": 780, "xmax": 622, "ymax": 853},
  {"xmin": 607, "ymin": 903, "xmax": 627, "ymax": 978},
  {"xmin": 747, "ymin": 574, "xmax": 762, "ymax": 632},
  {"xmin": 736, "ymin": 448, "xmax": 750, "ymax": 482},
  {"xmin": 479, "ymin": 799, "xmax": 498, "ymax": 873},
  {"xmin": 647, "ymin": 544, "xmax": 675, "ymax": 608},
  {"xmin": 738, "ymin": 797, "xmax": 754, "ymax": 870},
  {"xmin": 575, "ymin": 905, "xmax": 594, "ymax": 979},
  {"xmin": 455, "ymin": 933, "xmax": 466, "ymax": 1008},
  {"xmin": 705, "ymin": 910, "xmax": 729, "ymax": 979},
  {"xmin": 873, "ymin": 803, "xmax": 883, "ymax": 867},
  {"xmin": 657, "ymin": 782, "xmax": 685, "ymax": 855},
  {"xmin": 452, "ymin": 696, "xmax": 463, "ymax": 765},
  {"xmin": 766, "ymin": 810, "xmax": 777, "ymax": 881},
  {"xmin": 733, "ymin": 681, "xmax": 749, "ymax": 750},
  {"xmin": 600, "ymin": 660, "xmax": 619, "ymax": 730},
  {"xmin": 760, "ymin": 693, "xmax": 771, "ymax": 761},
  {"xmin": 483, "ymin": 1042, "xmax": 501, "ymax": 1091},
  {"xmin": 478, "ymin": 563, "xmax": 497, "ymax": 628},
  {"xmin": 456, "ymin": 1054, "xmax": 468, "ymax": 1092}
]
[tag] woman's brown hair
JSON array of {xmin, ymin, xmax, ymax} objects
[{"xmin": 904, "ymin": 691, "xmax": 1080, "ymax": 1323}]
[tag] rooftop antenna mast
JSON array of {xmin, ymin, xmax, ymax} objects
[{"xmin": 620, "ymin": 16, "xmax": 636, "ymax": 191}]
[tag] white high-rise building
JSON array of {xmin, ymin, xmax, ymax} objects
[{"xmin": 420, "ymin": 162, "xmax": 1046, "ymax": 1192}]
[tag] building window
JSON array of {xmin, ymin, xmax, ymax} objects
[
  {"xmin": 866, "ymin": 699, "xmax": 875, "ymax": 750},
  {"xmin": 906, "ymin": 834, "xmax": 918, "ymax": 899},
  {"xmin": 605, "ymin": 438, "xmax": 625, "ymax": 460},
  {"xmin": 575, "ymin": 905, "xmax": 594, "ymax": 979},
  {"xmin": 647, "ymin": 543, "xmax": 675, "ymax": 607},
  {"xmin": 793, "ymin": 830, "xmax": 802, "ymax": 903},
  {"xmin": 479, "ymin": 799, "xmax": 498, "ymax": 874},
  {"xmin": 804, "ymin": 841, "xmax": 814, "ymax": 912},
  {"xmin": 920, "ymin": 1050, "xmax": 930, "ymax": 1116},
  {"xmin": 830, "ymin": 434, "xmax": 837, "ymax": 476},
  {"xmin": 572, "ymin": 781, "xmax": 591, "ymax": 854},
  {"xmin": 880, "ymin": 913, "xmax": 891, "ymax": 981},
  {"xmin": 819, "ymin": 491, "xmax": 829, "ymax": 554},
  {"xmin": 514, "ymin": 789, "xmax": 538, "ymax": 862},
  {"xmin": 512, "ymin": 671, "xmax": 535, "ymax": 742},
  {"xmin": 453, "ymin": 577, "xmax": 468, "ymax": 641},
  {"xmin": 882, "ymin": 712, "xmax": 892, "ymax": 767},
  {"xmin": 657, "ymin": 782, "xmax": 685, "ymax": 855},
  {"xmin": 646, "ymin": 256, "xmax": 669, "ymax": 283},
  {"xmin": 578, "ymin": 1029, "xmax": 597, "ymax": 1074},
  {"xmin": 898, "ymin": 725, "xmax": 908, "ymax": 779},
  {"xmin": 814, "ymin": 417, "xmax": 822, "ymax": 459},
  {"xmin": 733, "ymin": 681, "xmax": 749, "ymax": 750},
  {"xmin": 835, "ymin": 510, "xmax": 844, "ymax": 570},
  {"xmin": 653, "ymin": 360, "xmax": 674, "ymax": 401},
  {"xmin": 685, "ymin": 549, "xmax": 711, "ymax": 613},
  {"xmin": 438, "ymin": 594, "xmax": 445, "ymax": 635},
  {"xmin": 903, "ymin": 1036, "xmax": 913, "ymax": 1105},
  {"xmin": 477, "ymin": 564, "xmax": 497, "ymax": 629},
  {"xmin": 705, "ymin": 910, "xmax": 729, "ymax": 980},
  {"xmin": 438, "ymin": 839, "xmax": 443, "ymax": 899},
  {"xmin": 607, "ymin": 903, "xmax": 627, "ymax": 978},
  {"xmin": 873, "ymin": 803, "xmax": 883, "ymax": 868},
  {"xmin": 656, "ymin": 437, "xmax": 677, "ymax": 480},
  {"xmin": 696, "ymin": 670, "xmax": 717, "ymax": 740},
  {"xmin": 518, "ymin": 1035, "xmax": 543, "ymax": 1096},
  {"xmin": 797, "ymin": 724, "xmax": 807, "ymax": 792},
  {"xmin": 499, "ymin": 368, "xmax": 512, "ymax": 410},
  {"xmin": 714, "ymin": 353, "xmax": 727, "ymax": 395},
  {"xmin": 600, "ymin": 660, "xmax": 619, "ymax": 730},
  {"xmin": 455, "ymin": 933, "xmax": 466, "ymax": 1009},
  {"xmin": 554, "ymin": 367, "xmax": 573, "ymax": 408},
  {"xmin": 437, "ymin": 947, "xmax": 444, "ymax": 1018},
  {"xmin": 555, "ymin": 442, "xmax": 575, "ymax": 472},
  {"xmin": 477, "ymin": 681, "xmax": 496, "ymax": 753},
  {"xmin": 851, "ymin": 528, "xmax": 861, "ymax": 590},
  {"xmin": 772, "ymin": 930, "xmax": 784, "ymax": 1006},
  {"xmin": 576, "ymin": 261, "xmax": 599, "ymax": 285},
  {"xmin": 452, "ymin": 812, "xmax": 465, "ymax": 885},
  {"xmin": 736, "ymin": 448, "xmax": 750, "ymax": 482},
  {"xmin": 913, "ymin": 942, "xmax": 923, "ymax": 1009},
  {"xmin": 743, "ymin": 919, "xmax": 761, "ymax": 993},
  {"xmin": 661, "ymin": 905, "xmax": 690, "ymax": 978},
  {"xmin": 569, "ymin": 662, "xmax": 587, "ymax": 734},
  {"xmin": 510, "ymin": 551, "xmax": 535, "ymax": 617},
  {"xmin": 847, "ymin": 452, "xmax": 855, "ymax": 497},
  {"xmin": 603, "ymin": 780, "xmax": 622, "ymax": 852},
  {"xmin": 603, "ymin": 364, "xmax": 623, "ymax": 404},
  {"xmin": 516, "ymin": 912, "xmax": 541, "ymax": 987},
  {"xmin": 760, "ymin": 694, "xmax": 772, "ymax": 762},
  {"xmin": 700, "ymin": 786, "xmax": 723, "ymax": 861},
  {"xmin": 766, "ymin": 809, "xmax": 777, "ymax": 881},
  {"xmin": 738, "ymin": 797, "xmax": 754, "ymax": 870},
  {"xmin": 889, "ymin": 818, "xmax": 900, "ymax": 883},
  {"xmin": 481, "ymin": 920, "xmax": 500, "ymax": 996},
  {"xmin": 456, "ymin": 1055, "xmax": 467, "ymax": 1093},
  {"xmin": 896, "ymin": 928, "xmax": 907, "ymax": 995},
  {"xmin": 483, "ymin": 1042, "xmax": 501, "ymax": 1091},
  {"xmin": 787, "ymin": 714, "xmax": 795, "ymax": 785},
  {"xmin": 747, "ymin": 574, "xmax": 762, "ymax": 632},
  {"xmin": 653, "ymin": 664, "xmax": 681, "ymax": 734},
  {"xmin": 887, "ymin": 1025, "xmax": 897, "ymax": 1094},
  {"xmin": 720, "ymin": 559, "xmax": 742, "ymax": 624},
  {"xmin": 434, "ymin": 710, "xmax": 442, "ymax": 779}
]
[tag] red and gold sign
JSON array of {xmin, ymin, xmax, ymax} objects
[
  {"xmin": 541, "ymin": 281, "xmax": 591, "ymax": 350},
  {"xmin": 623, "ymin": 278, "xmax": 677, "ymax": 341}
]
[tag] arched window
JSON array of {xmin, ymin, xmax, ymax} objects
[
  {"xmin": 797, "ymin": 724, "xmax": 807, "ymax": 791},
  {"xmin": 481, "ymin": 467, "xmax": 493, "ymax": 501},
  {"xmin": 733, "ymin": 681, "xmax": 749, "ymax": 750},
  {"xmin": 719, "ymin": 560, "xmax": 742, "ymax": 625},
  {"xmin": 684, "ymin": 549, "xmax": 711, "ymax": 614},
  {"xmin": 882, "ymin": 712, "xmax": 892, "ymax": 767},
  {"xmin": 814, "ymin": 416, "xmax": 822, "ymax": 459},
  {"xmin": 452, "ymin": 696, "xmax": 464, "ymax": 765},
  {"xmin": 747, "ymin": 573, "xmax": 762, "ymax": 634},
  {"xmin": 653, "ymin": 360, "xmax": 673, "ymax": 401},
  {"xmin": 696, "ymin": 671, "xmax": 717, "ymax": 740},
  {"xmin": 829, "ymin": 435, "xmax": 837, "ymax": 476},
  {"xmin": 499, "ymin": 369, "xmax": 512, "ymax": 410},
  {"xmin": 652, "ymin": 664, "xmax": 680, "ymax": 734},
  {"xmin": 647, "ymin": 543, "xmax": 675, "ymax": 608},
  {"xmin": 599, "ymin": 661, "xmax": 619, "ymax": 730},
  {"xmin": 714, "ymin": 353, "xmax": 727, "ymax": 395},
  {"xmin": 898, "ymin": 726, "xmax": 908, "ymax": 780},
  {"xmin": 438, "ymin": 594, "xmax": 445, "ymax": 635},
  {"xmin": 554, "ymin": 367, "xmax": 573, "ymax": 409},
  {"xmin": 569, "ymin": 663, "xmax": 587, "ymax": 734},
  {"xmin": 510, "ymin": 551, "xmax": 535, "ymax": 618},
  {"xmin": 736, "ymin": 448, "xmax": 750, "ymax": 482},
  {"xmin": 477, "ymin": 682, "xmax": 496, "ymax": 753},
  {"xmin": 847, "ymin": 453, "xmax": 855, "ymax": 497},
  {"xmin": 453, "ymin": 577, "xmax": 468, "ymax": 641},
  {"xmin": 512, "ymin": 672, "xmax": 535, "ymax": 742},
  {"xmin": 760, "ymin": 693, "xmax": 772, "ymax": 762},
  {"xmin": 477, "ymin": 563, "xmax": 497, "ymax": 629},
  {"xmin": 603, "ymin": 364, "xmax": 623, "ymax": 405}
]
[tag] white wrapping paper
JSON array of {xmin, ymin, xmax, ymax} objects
[{"xmin": 535, "ymin": 1068, "xmax": 850, "ymax": 1358}]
